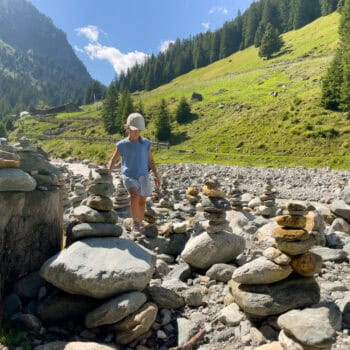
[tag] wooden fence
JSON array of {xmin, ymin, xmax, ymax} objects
[{"xmin": 26, "ymin": 134, "xmax": 170, "ymax": 149}]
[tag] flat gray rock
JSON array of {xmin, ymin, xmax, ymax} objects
[
  {"xmin": 310, "ymin": 246, "xmax": 348, "ymax": 262},
  {"xmin": 231, "ymin": 256, "xmax": 292, "ymax": 285},
  {"xmin": 229, "ymin": 277, "xmax": 320, "ymax": 317},
  {"xmin": 277, "ymin": 305, "xmax": 339, "ymax": 347},
  {"xmin": 73, "ymin": 205, "xmax": 118, "ymax": 224},
  {"xmin": 331, "ymin": 199, "xmax": 350, "ymax": 222},
  {"xmin": 71, "ymin": 223, "xmax": 122, "ymax": 240},
  {"xmin": 85, "ymin": 291, "xmax": 146, "ymax": 328},
  {"xmin": 40, "ymin": 238, "xmax": 156, "ymax": 298},
  {"xmin": 0, "ymin": 168, "xmax": 36, "ymax": 191}
]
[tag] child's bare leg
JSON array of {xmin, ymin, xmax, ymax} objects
[
  {"xmin": 138, "ymin": 196, "xmax": 146, "ymax": 223},
  {"xmin": 129, "ymin": 188, "xmax": 140, "ymax": 224}
]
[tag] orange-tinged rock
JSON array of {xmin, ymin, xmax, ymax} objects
[
  {"xmin": 272, "ymin": 227, "xmax": 309, "ymax": 241},
  {"xmin": 186, "ymin": 186, "xmax": 199, "ymax": 196},
  {"xmin": 202, "ymin": 185, "xmax": 225, "ymax": 198},
  {"xmin": 291, "ymin": 252, "xmax": 322, "ymax": 277},
  {"xmin": 304, "ymin": 212, "xmax": 326, "ymax": 233},
  {"xmin": 113, "ymin": 302, "xmax": 158, "ymax": 344},
  {"xmin": 0, "ymin": 158, "xmax": 20, "ymax": 168},
  {"xmin": 275, "ymin": 215, "xmax": 306, "ymax": 228},
  {"xmin": 255, "ymin": 342, "xmax": 283, "ymax": 350}
]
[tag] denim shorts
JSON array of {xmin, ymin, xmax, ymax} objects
[{"xmin": 122, "ymin": 175, "xmax": 152, "ymax": 197}]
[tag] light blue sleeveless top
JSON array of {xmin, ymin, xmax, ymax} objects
[{"xmin": 116, "ymin": 137, "xmax": 151, "ymax": 177}]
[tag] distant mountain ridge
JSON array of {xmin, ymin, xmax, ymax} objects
[{"xmin": 0, "ymin": 0, "xmax": 92, "ymax": 116}]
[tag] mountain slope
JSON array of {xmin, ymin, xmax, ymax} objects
[
  {"xmin": 0, "ymin": 0, "xmax": 92, "ymax": 115},
  {"xmin": 14, "ymin": 12, "xmax": 350, "ymax": 169}
]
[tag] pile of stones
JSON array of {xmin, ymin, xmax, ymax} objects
[
  {"xmin": 37, "ymin": 167, "xmax": 160, "ymax": 346},
  {"xmin": 3, "ymin": 158, "xmax": 350, "ymax": 350},
  {"xmin": 256, "ymin": 179, "xmax": 277, "ymax": 218},
  {"xmin": 0, "ymin": 137, "xmax": 62, "ymax": 192},
  {"xmin": 228, "ymin": 201, "xmax": 341, "ymax": 349},
  {"xmin": 112, "ymin": 176, "xmax": 130, "ymax": 210},
  {"xmin": 229, "ymin": 178, "xmax": 243, "ymax": 211},
  {"xmin": 181, "ymin": 176, "xmax": 245, "ymax": 270}
]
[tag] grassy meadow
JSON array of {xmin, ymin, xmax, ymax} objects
[{"xmin": 11, "ymin": 12, "xmax": 350, "ymax": 169}]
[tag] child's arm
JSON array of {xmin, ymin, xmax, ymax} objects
[
  {"xmin": 148, "ymin": 150, "xmax": 161, "ymax": 188},
  {"xmin": 107, "ymin": 148, "xmax": 120, "ymax": 172}
]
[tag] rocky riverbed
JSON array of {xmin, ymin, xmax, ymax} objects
[{"xmin": 2, "ymin": 159, "xmax": 350, "ymax": 350}]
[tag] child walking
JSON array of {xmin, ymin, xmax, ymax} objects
[{"xmin": 107, "ymin": 112, "xmax": 161, "ymax": 239}]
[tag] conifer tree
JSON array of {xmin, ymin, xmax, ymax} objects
[
  {"xmin": 175, "ymin": 97, "xmax": 192, "ymax": 124},
  {"xmin": 320, "ymin": 0, "xmax": 338, "ymax": 15},
  {"xmin": 321, "ymin": 51, "xmax": 343, "ymax": 109},
  {"xmin": 339, "ymin": 0, "xmax": 350, "ymax": 110},
  {"xmin": 118, "ymin": 90, "xmax": 134, "ymax": 133},
  {"xmin": 209, "ymin": 31, "xmax": 220, "ymax": 63},
  {"xmin": 0, "ymin": 123, "xmax": 6, "ymax": 137},
  {"xmin": 155, "ymin": 99, "xmax": 171, "ymax": 141},
  {"xmin": 101, "ymin": 84, "xmax": 118, "ymax": 134},
  {"xmin": 243, "ymin": 2, "xmax": 261, "ymax": 48},
  {"xmin": 258, "ymin": 23, "xmax": 284, "ymax": 59},
  {"xmin": 254, "ymin": 22, "xmax": 266, "ymax": 47},
  {"xmin": 321, "ymin": 0, "xmax": 350, "ymax": 111},
  {"xmin": 135, "ymin": 99, "xmax": 145, "ymax": 115}
]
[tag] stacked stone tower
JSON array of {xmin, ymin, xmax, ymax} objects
[
  {"xmin": 229, "ymin": 178, "xmax": 243, "ymax": 211},
  {"xmin": 113, "ymin": 176, "xmax": 130, "ymax": 210},
  {"xmin": 181, "ymin": 175, "xmax": 245, "ymax": 270},
  {"xmin": 228, "ymin": 201, "xmax": 323, "ymax": 320},
  {"xmin": 185, "ymin": 185, "xmax": 201, "ymax": 206},
  {"xmin": 258, "ymin": 178, "xmax": 277, "ymax": 218},
  {"xmin": 202, "ymin": 176, "xmax": 231, "ymax": 234},
  {"xmin": 273, "ymin": 201, "xmax": 323, "ymax": 277},
  {"xmin": 39, "ymin": 167, "xmax": 157, "ymax": 346},
  {"xmin": 69, "ymin": 168, "xmax": 121, "ymax": 243}
]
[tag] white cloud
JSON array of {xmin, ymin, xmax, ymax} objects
[
  {"xmin": 201, "ymin": 22, "xmax": 210, "ymax": 30},
  {"xmin": 84, "ymin": 43, "xmax": 148, "ymax": 75},
  {"xmin": 75, "ymin": 25, "xmax": 100, "ymax": 42},
  {"xmin": 73, "ymin": 45, "xmax": 84, "ymax": 53},
  {"xmin": 159, "ymin": 40, "xmax": 175, "ymax": 53},
  {"xmin": 75, "ymin": 24, "xmax": 148, "ymax": 75},
  {"xmin": 209, "ymin": 6, "xmax": 229, "ymax": 15}
]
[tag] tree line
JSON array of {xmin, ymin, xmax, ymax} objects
[
  {"xmin": 114, "ymin": 0, "xmax": 340, "ymax": 93},
  {"xmin": 101, "ymin": 84, "xmax": 194, "ymax": 142},
  {"xmin": 321, "ymin": 0, "xmax": 350, "ymax": 112}
]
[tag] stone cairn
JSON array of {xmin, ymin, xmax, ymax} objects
[
  {"xmin": 113, "ymin": 176, "xmax": 130, "ymax": 210},
  {"xmin": 257, "ymin": 178, "xmax": 277, "ymax": 218},
  {"xmin": 228, "ymin": 201, "xmax": 332, "ymax": 349},
  {"xmin": 0, "ymin": 137, "xmax": 64, "ymax": 193},
  {"xmin": 202, "ymin": 176, "xmax": 231, "ymax": 234},
  {"xmin": 0, "ymin": 139, "xmax": 36, "ymax": 192},
  {"xmin": 38, "ymin": 167, "xmax": 158, "ymax": 346},
  {"xmin": 229, "ymin": 178, "xmax": 243, "ymax": 211},
  {"xmin": 181, "ymin": 175, "xmax": 245, "ymax": 270},
  {"xmin": 69, "ymin": 181, "xmax": 88, "ymax": 208},
  {"xmin": 185, "ymin": 185, "xmax": 201, "ymax": 206}
]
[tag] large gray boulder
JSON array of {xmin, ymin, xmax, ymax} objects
[
  {"xmin": 40, "ymin": 238, "xmax": 156, "ymax": 298},
  {"xmin": 181, "ymin": 231, "xmax": 245, "ymax": 269}
]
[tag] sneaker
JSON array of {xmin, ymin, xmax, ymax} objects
[{"xmin": 131, "ymin": 220, "xmax": 144, "ymax": 240}]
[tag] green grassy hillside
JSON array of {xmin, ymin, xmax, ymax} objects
[{"xmin": 11, "ymin": 12, "xmax": 350, "ymax": 169}]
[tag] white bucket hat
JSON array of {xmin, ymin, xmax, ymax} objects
[{"xmin": 126, "ymin": 113, "xmax": 145, "ymax": 131}]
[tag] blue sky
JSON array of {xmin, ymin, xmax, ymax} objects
[{"xmin": 30, "ymin": 0, "xmax": 254, "ymax": 85}]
